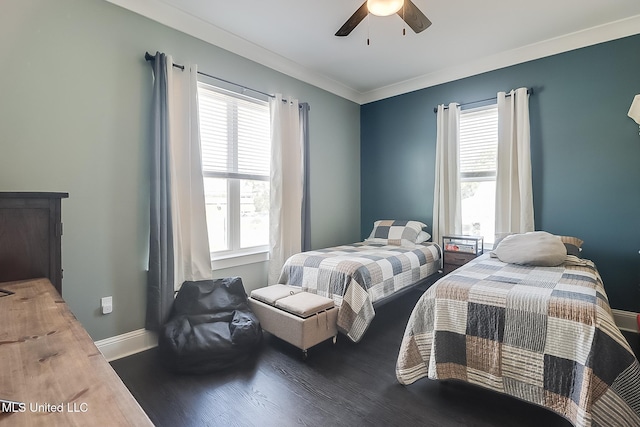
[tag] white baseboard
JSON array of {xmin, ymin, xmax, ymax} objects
[
  {"xmin": 95, "ymin": 328, "xmax": 158, "ymax": 362},
  {"xmin": 95, "ymin": 310, "xmax": 639, "ymax": 362},
  {"xmin": 612, "ymin": 309, "xmax": 639, "ymax": 333}
]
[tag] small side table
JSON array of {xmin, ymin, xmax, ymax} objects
[{"xmin": 442, "ymin": 235, "xmax": 484, "ymax": 274}]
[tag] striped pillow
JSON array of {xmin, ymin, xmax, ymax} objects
[{"xmin": 558, "ymin": 235, "xmax": 584, "ymax": 249}]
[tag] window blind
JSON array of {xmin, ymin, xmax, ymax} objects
[
  {"xmin": 198, "ymin": 82, "xmax": 270, "ymax": 181},
  {"xmin": 459, "ymin": 105, "xmax": 498, "ymax": 179}
]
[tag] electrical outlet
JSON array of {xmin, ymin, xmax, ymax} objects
[{"xmin": 101, "ymin": 296, "xmax": 113, "ymax": 315}]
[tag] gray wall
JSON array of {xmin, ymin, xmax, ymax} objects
[
  {"xmin": 0, "ymin": 0, "xmax": 361, "ymax": 340},
  {"xmin": 361, "ymin": 34, "xmax": 640, "ymax": 313}
]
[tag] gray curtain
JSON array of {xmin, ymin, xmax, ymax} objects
[
  {"xmin": 300, "ymin": 102, "xmax": 311, "ymax": 252},
  {"xmin": 146, "ymin": 52, "xmax": 174, "ymax": 331}
]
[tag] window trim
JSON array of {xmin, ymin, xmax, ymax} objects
[{"xmin": 210, "ymin": 247, "xmax": 270, "ymax": 270}]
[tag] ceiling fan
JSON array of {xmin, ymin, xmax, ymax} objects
[{"xmin": 335, "ymin": 0, "xmax": 432, "ymax": 37}]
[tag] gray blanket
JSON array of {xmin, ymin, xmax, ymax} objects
[
  {"xmin": 278, "ymin": 242, "xmax": 441, "ymax": 342},
  {"xmin": 396, "ymin": 254, "xmax": 640, "ymax": 427}
]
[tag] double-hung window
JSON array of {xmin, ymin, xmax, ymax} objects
[
  {"xmin": 459, "ymin": 105, "xmax": 498, "ymax": 245},
  {"xmin": 197, "ymin": 82, "xmax": 271, "ymax": 261}
]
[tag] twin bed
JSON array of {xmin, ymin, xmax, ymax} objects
[
  {"xmin": 278, "ymin": 220, "xmax": 441, "ymax": 342},
  {"xmin": 277, "ymin": 224, "xmax": 640, "ymax": 427},
  {"xmin": 396, "ymin": 232, "xmax": 640, "ymax": 427}
]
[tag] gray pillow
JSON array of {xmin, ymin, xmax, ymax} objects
[
  {"xmin": 492, "ymin": 231, "xmax": 567, "ymax": 266},
  {"xmin": 493, "ymin": 232, "xmax": 514, "ymax": 249}
]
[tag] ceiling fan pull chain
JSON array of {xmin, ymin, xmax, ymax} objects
[{"xmin": 367, "ymin": 12, "xmax": 371, "ymax": 45}]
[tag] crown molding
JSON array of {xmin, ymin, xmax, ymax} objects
[
  {"xmin": 105, "ymin": 0, "xmax": 640, "ymax": 105},
  {"xmin": 360, "ymin": 14, "xmax": 640, "ymax": 104},
  {"xmin": 104, "ymin": 0, "xmax": 362, "ymax": 103}
]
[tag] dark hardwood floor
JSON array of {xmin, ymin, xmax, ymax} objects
[{"xmin": 112, "ymin": 288, "xmax": 640, "ymax": 427}]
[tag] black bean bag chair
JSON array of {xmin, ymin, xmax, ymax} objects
[{"xmin": 158, "ymin": 277, "xmax": 262, "ymax": 373}]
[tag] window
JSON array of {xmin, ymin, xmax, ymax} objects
[
  {"xmin": 197, "ymin": 82, "xmax": 270, "ymax": 259},
  {"xmin": 459, "ymin": 105, "xmax": 498, "ymax": 245}
]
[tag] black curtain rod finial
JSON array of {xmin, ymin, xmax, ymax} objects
[{"xmin": 145, "ymin": 51, "xmax": 185, "ymax": 70}]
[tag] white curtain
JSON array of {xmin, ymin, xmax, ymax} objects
[
  {"xmin": 495, "ymin": 88, "xmax": 534, "ymax": 235},
  {"xmin": 167, "ymin": 62, "xmax": 212, "ymax": 288},
  {"xmin": 432, "ymin": 103, "xmax": 462, "ymax": 247},
  {"xmin": 269, "ymin": 94, "xmax": 302, "ymax": 284}
]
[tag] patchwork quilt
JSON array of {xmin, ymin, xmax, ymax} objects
[
  {"xmin": 396, "ymin": 254, "xmax": 640, "ymax": 427},
  {"xmin": 278, "ymin": 242, "xmax": 441, "ymax": 342}
]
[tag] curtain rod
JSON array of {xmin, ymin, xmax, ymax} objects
[
  {"xmin": 145, "ymin": 52, "xmax": 275, "ymax": 100},
  {"xmin": 433, "ymin": 88, "xmax": 534, "ymax": 113}
]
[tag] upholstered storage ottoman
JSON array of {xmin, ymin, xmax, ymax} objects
[{"xmin": 249, "ymin": 285, "xmax": 338, "ymax": 359}]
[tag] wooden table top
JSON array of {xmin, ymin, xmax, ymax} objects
[{"xmin": 0, "ymin": 279, "xmax": 153, "ymax": 426}]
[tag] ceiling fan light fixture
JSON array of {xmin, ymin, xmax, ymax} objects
[{"xmin": 367, "ymin": 0, "xmax": 404, "ymax": 17}]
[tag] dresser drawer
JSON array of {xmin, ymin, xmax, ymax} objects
[{"xmin": 444, "ymin": 252, "xmax": 476, "ymax": 266}]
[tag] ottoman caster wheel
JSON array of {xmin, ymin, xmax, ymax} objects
[
  {"xmin": 302, "ymin": 349, "xmax": 308, "ymax": 361},
  {"xmin": 332, "ymin": 335, "xmax": 337, "ymax": 345}
]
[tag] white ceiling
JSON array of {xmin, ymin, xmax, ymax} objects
[{"xmin": 108, "ymin": 0, "xmax": 640, "ymax": 104}]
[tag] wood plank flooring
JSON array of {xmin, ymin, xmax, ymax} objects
[{"xmin": 111, "ymin": 288, "xmax": 640, "ymax": 427}]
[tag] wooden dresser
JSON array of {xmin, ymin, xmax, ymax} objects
[
  {"xmin": 0, "ymin": 279, "xmax": 153, "ymax": 426},
  {"xmin": 0, "ymin": 192, "xmax": 68, "ymax": 295}
]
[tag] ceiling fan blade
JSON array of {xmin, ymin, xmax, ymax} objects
[
  {"xmin": 335, "ymin": 1, "xmax": 368, "ymax": 37},
  {"xmin": 399, "ymin": 0, "xmax": 432, "ymax": 33}
]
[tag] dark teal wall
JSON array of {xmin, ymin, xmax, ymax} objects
[{"xmin": 361, "ymin": 34, "xmax": 640, "ymax": 312}]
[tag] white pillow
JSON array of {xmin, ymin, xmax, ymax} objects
[
  {"xmin": 416, "ymin": 231, "xmax": 431, "ymax": 243},
  {"xmin": 492, "ymin": 231, "xmax": 567, "ymax": 266}
]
